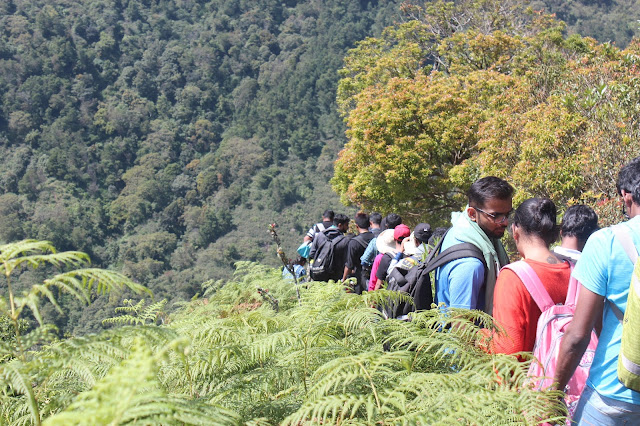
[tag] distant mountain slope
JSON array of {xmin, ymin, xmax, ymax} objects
[{"xmin": 533, "ymin": 0, "xmax": 640, "ymax": 47}]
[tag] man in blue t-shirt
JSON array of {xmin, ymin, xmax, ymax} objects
[
  {"xmin": 555, "ymin": 156, "xmax": 640, "ymax": 424},
  {"xmin": 435, "ymin": 176, "xmax": 513, "ymax": 315}
]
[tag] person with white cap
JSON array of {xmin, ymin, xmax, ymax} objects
[
  {"xmin": 369, "ymin": 224, "xmax": 411, "ymax": 291},
  {"xmin": 403, "ymin": 223, "xmax": 433, "ymax": 260}
]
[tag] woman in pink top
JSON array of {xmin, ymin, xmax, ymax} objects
[{"xmin": 368, "ymin": 252, "xmax": 384, "ymax": 291}]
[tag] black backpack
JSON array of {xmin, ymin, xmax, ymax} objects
[
  {"xmin": 310, "ymin": 229, "xmax": 346, "ymax": 281},
  {"xmin": 384, "ymin": 230, "xmax": 487, "ymax": 319}
]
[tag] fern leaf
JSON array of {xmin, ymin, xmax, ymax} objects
[{"xmin": 44, "ymin": 268, "xmax": 150, "ymax": 301}]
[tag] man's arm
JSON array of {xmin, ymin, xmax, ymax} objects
[
  {"xmin": 342, "ymin": 266, "xmax": 352, "ymax": 282},
  {"xmin": 554, "ymin": 285, "xmax": 603, "ymax": 390},
  {"xmin": 308, "ymin": 233, "xmax": 322, "ymax": 260},
  {"xmin": 304, "ymin": 224, "xmax": 318, "ymax": 243}
]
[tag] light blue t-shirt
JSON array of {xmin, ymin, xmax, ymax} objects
[
  {"xmin": 282, "ymin": 264, "xmax": 305, "ymax": 281},
  {"xmin": 573, "ymin": 216, "xmax": 640, "ymax": 405},
  {"xmin": 435, "ymin": 232, "xmax": 485, "ymax": 310},
  {"xmin": 360, "ymin": 237, "xmax": 378, "ymax": 266}
]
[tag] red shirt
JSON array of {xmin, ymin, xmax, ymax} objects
[{"xmin": 491, "ymin": 259, "xmax": 571, "ymax": 355}]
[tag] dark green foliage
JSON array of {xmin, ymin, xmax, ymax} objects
[
  {"xmin": 533, "ymin": 0, "xmax": 640, "ymax": 47},
  {"xmin": 0, "ymin": 0, "xmax": 401, "ymax": 335}
]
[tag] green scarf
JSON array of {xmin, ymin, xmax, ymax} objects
[{"xmin": 450, "ymin": 207, "xmax": 510, "ymax": 316}]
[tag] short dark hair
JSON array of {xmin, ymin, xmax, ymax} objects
[
  {"xmin": 355, "ymin": 212, "xmax": 370, "ymax": 229},
  {"xmin": 385, "ymin": 213, "xmax": 402, "ymax": 229},
  {"xmin": 370, "ymin": 212, "xmax": 382, "ymax": 225},
  {"xmin": 468, "ymin": 176, "xmax": 514, "ymax": 208},
  {"xmin": 428, "ymin": 227, "xmax": 449, "ymax": 247},
  {"xmin": 323, "ymin": 209, "xmax": 335, "ymax": 221},
  {"xmin": 513, "ymin": 198, "xmax": 559, "ymax": 247},
  {"xmin": 561, "ymin": 205, "xmax": 599, "ymax": 243},
  {"xmin": 617, "ymin": 156, "xmax": 640, "ymax": 205},
  {"xmin": 334, "ymin": 213, "xmax": 349, "ymax": 226}
]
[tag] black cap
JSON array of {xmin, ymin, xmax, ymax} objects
[{"xmin": 414, "ymin": 223, "xmax": 432, "ymax": 244}]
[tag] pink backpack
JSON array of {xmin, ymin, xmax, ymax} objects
[{"xmin": 503, "ymin": 261, "xmax": 598, "ymax": 410}]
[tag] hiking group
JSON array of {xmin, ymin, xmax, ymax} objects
[{"xmin": 294, "ymin": 156, "xmax": 640, "ymax": 424}]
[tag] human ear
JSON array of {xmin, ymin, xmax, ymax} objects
[
  {"xmin": 467, "ymin": 206, "xmax": 477, "ymax": 222},
  {"xmin": 511, "ymin": 224, "xmax": 519, "ymax": 242}
]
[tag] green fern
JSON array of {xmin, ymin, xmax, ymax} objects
[
  {"xmin": 0, "ymin": 257, "xmax": 569, "ymax": 425},
  {"xmin": 102, "ymin": 299, "xmax": 168, "ymax": 326},
  {"xmin": 43, "ymin": 339, "xmax": 238, "ymax": 425},
  {"xmin": 0, "ymin": 241, "xmax": 152, "ymax": 426}
]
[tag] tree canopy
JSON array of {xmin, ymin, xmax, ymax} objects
[{"xmin": 333, "ymin": 0, "xmax": 640, "ymax": 225}]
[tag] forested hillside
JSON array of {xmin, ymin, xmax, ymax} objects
[
  {"xmin": 2, "ymin": 0, "xmax": 640, "ymax": 423},
  {"xmin": 1, "ymin": 0, "xmax": 639, "ymax": 336},
  {"xmin": 0, "ymin": 0, "xmax": 401, "ymax": 334},
  {"xmin": 534, "ymin": 0, "xmax": 640, "ymax": 47}
]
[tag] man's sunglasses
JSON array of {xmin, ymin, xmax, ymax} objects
[{"xmin": 473, "ymin": 207, "xmax": 513, "ymax": 224}]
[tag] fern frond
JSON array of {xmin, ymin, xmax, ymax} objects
[
  {"xmin": 103, "ymin": 299, "xmax": 168, "ymax": 326},
  {"xmin": 0, "ymin": 359, "xmax": 41, "ymax": 425},
  {"xmin": 0, "ymin": 240, "xmax": 89, "ymax": 276},
  {"xmin": 310, "ymin": 351, "xmax": 412, "ymax": 399},
  {"xmin": 282, "ymin": 393, "xmax": 371, "ymax": 425},
  {"xmin": 44, "ymin": 268, "xmax": 150, "ymax": 302},
  {"xmin": 43, "ymin": 339, "xmax": 239, "ymax": 425}
]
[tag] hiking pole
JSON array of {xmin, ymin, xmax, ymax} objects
[
  {"xmin": 257, "ymin": 287, "xmax": 279, "ymax": 312},
  {"xmin": 268, "ymin": 223, "xmax": 302, "ymax": 305}
]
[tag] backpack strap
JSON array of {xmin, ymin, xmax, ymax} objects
[
  {"xmin": 610, "ymin": 224, "xmax": 640, "ymax": 322},
  {"xmin": 425, "ymin": 243, "xmax": 487, "ymax": 273},
  {"xmin": 353, "ymin": 234, "xmax": 370, "ymax": 250},
  {"xmin": 612, "ymin": 224, "xmax": 639, "ymax": 263},
  {"xmin": 331, "ymin": 234, "xmax": 345, "ymax": 245},
  {"xmin": 563, "ymin": 263, "xmax": 579, "ymax": 306},
  {"xmin": 428, "ymin": 228, "xmax": 488, "ymax": 301},
  {"xmin": 503, "ymin": 261, "xmax": 555, "ymax": 312}
]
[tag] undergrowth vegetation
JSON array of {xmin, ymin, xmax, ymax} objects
[{"xmin": 0, "ymin": 240, "xmax": 566, "ymax": 425}]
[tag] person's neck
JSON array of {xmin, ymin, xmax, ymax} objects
[
  {"xmin": 630, "ymin": 202, "xmax": 640, "ymax": 219},
  {"xmin": 357, "ymin": 227, "xmax": 368, "ymax": 234},
  {"xmin": 560, "ymin": 236, "xmax": 580, "ymax": 252},
  {"xmin": 519, "ymin": 241, "xmax": 556, "ymax": 264}
]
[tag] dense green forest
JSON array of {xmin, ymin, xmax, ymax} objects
[
  {"xmin": 534, "ymin": 0, "xmax": 640, "ymax": 47},
  {"xmin": 1, "ymin": 0, "xmax": 639, "ymax": 337},
  {"xmin": 0, "ymin": 0, "xmax": 402, "ymax": 335}
]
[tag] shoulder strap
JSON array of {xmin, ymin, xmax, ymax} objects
[
  {"xmin": 331, "ymin": 234, "xmax": 345, "ymax": 245},
  {"xmin": 425, "ymin": 242, "xmax": 487, "ymax": 273},
  {"xmin": 611, "ymin": 224, "xmax": 639, "ymax": 263},
  {"xmin": 563, "ymin": 262, "xmax": 579, "ymax": 306},
  {"xmin": 503, "ymin": 261, "xmax": 555, "ymax": 312},
  {"xmin": 353, "ymin": 234, "xmax": 370, "ymax": 250},
  {"xmin": 610, "ymin": 224, "xmax": 640, "ymax": 322}
]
